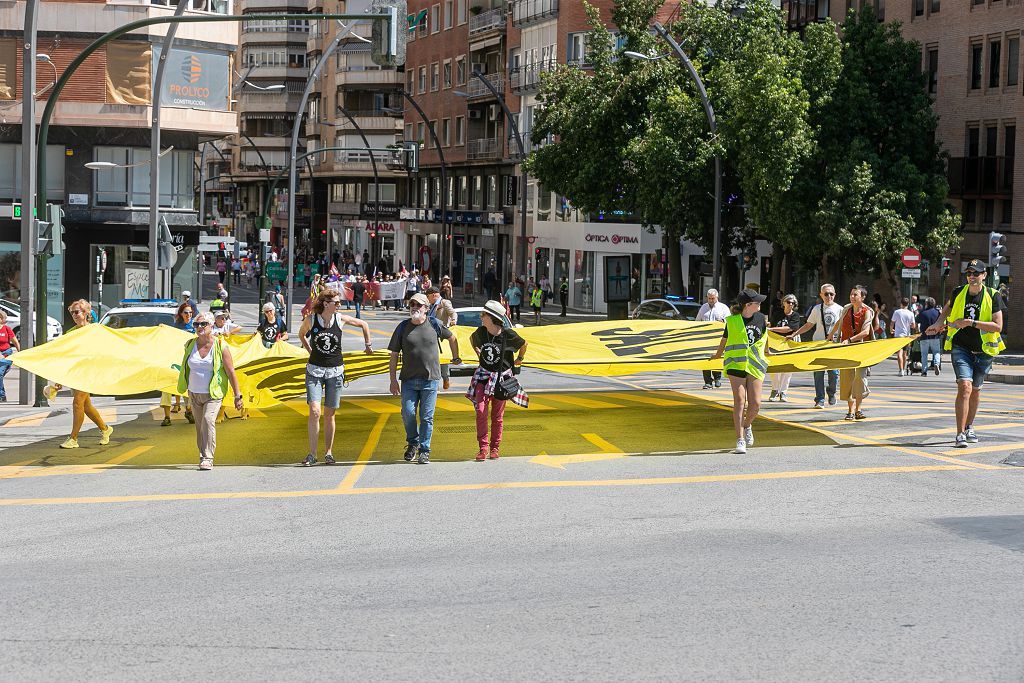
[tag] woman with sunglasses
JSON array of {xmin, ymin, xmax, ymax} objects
[
  {"xmin": 175, "ymin": 312, "xmax": 243, "ymax": 471},
  {"xmin": 159, "ymin": 303, "xmax": 197, "ymax": 426},
  {"xmin": 57, "ymin": 299, "xmax": 114, "ymax": 449},
  {"xmin": 298, "ymin": 288, "xmax": 373, "ymax": 466}
]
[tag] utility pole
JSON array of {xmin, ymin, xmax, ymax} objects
[{"xmin": 20, "ymin": 0, "xmax": 39, "ymax": 405}]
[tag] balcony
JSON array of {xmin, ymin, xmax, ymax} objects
[
  {"xmin": 238, "ymin": 91, "xmax": 300, "ymax": 114},
  {"xmin": 150, "ymin": 0, "xmax": 233, "ymax": 14},
  {"xmin": 511, "ymin": 0, "xmax": 558, "ymax": 28},
  {"xmin": 468, "ymin": 7, "xmax": 506, "ymax": 37},
  {"xmin": 467, "ymin": 137, "xmax": 501, "ymax": 160},
  {"xmin": 466, "ymin": 72, "xmax": 505, "ymax": 99},
  {"xmin": 510, "ymin": 58, "xmax": 557, "ymax": 93},
  {"xmin": 335, "ymin": 69, "xmax": 402, "ymax": 88},
  {"xmin": 948, "ymin": 156, "xmax": 1014, "ymax": 199},
  {"xmin": 333, "ymin": 113, "xmax": 403, "ymax": 132}
]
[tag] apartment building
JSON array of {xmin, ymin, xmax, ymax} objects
[{"xmin": 0, "ymin": 0, "xmax": 238, "ymax": 320}]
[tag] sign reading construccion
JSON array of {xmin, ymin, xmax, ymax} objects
[{"xmin": 152, "ymin": 45, "xmax": 231, "ymax": 111}]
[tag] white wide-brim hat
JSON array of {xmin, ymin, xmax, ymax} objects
[{"xmin": 482, "ymin": 300, "xmax": 511, "ymax": 328}]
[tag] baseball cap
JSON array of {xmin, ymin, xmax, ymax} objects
[
  {"xmin": 409, "ymin": 293, "xmax": 429, "ymax": 307},
  {"xmin": 965, "ymin": 258, "xmax": 987, "ymax": 273},
  {"xmin": 214, "ymin": 310, "xmax": 229, "ymax": 318},
  {"xmin": 182, "ymin": 290, "xmax": 191, "ymax": 297},
  {"xmin": 737, "ymin": 288, "xmax": 767, "ymax": 305}
]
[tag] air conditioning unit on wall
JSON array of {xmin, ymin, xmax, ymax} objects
[
  {"xmin": 487, "ymin": 104, "xmax": 500, "ymax": 121},
  {"xmin": 468, "ymin": 109, "xmax": 483, "ymax": 120}
]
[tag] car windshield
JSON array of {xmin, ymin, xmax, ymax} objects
[
  {"xmin": 456, "ymin": 311, "xmax": 482, "ymax": 327},
  {"xmin": 101, "ymin": 312, "xmax": 175, "ymax": 329},
  {"xmin": 672, "ymin": 302, "xmax": 702, "ymax": 320}
]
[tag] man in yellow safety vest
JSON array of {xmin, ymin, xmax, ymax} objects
[{"xmin": 925, "ymin": 258, "xmax": 1007, "ymax": 448}]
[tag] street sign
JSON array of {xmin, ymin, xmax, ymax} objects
[
  {"xmin": 902, "ymin": 268, "xmax": 921, "ymax": 279},
  {"xmin": 901, "ymin": 247, "xmax": 922, "ymax": 268},
  {"xmin": 266, "ymin": 262, "xmax": 287, "ymax": 280}
]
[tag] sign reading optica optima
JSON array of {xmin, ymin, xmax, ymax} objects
[{"xmin": 151, "ymin": 45, "xmax": 230, "ymax": 111}]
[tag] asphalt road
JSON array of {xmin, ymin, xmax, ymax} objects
[{"xmin": 2, "ymin": 309, "xmax": 1024, "ymax": 681}]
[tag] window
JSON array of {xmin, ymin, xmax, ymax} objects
[
  {"xmin": 443, "ymin": 59, "xmax": 452, "ymax": 89},
  {"xmin": 970, "ymin": 43, "xmax": 983, "ymax": 90},
  {"xmin": 984, "ymin": 199, "xmax": 994, "ymax": 224},
  {"xmin": 1008, "ymin": 37, "xmax": 1020, "ymax": 87},
  {"xmin": 989, "ymin": 39, "xmax": 1001, "ymax": 88},
  {"xmin": 459, "ymin": 176, "xmax": 468, "ymax": 208},
  {"xmin": 457, "ymin": 0, "xmax": 467, "ymax": 25},
  {"xmin": 417, "ymin": 122, "xmax": 425, "ymax": 144},
  {"xmin": 472, "ymin": 176, "xmax": 483, "ymax": 209},
  {"xmin": 0, "ymin": 144, "xmax": 65, "ymax": 200},
  {"xmin": 567, "ymin": 33, "xmax": 588, "ymax": 66},
  {"xmin": 456, "ymin": 56, "xmax": 467, "ymax": 85},
  {"xmin": 965, "ymin": 199, "xmax": 977, "ymax": 223},
  {"xmin": 367, "ymin": 183, "xmax": 397, "ymax": 202},
  {"xmin": 985, "ymin": 125, "xmax": 997, "ymax": 155},
  {"xmin": 927, "ymin": 48, "xmax": 938, "ymax": 94},
  {"xmin": 430, "ymin": 120, "xmax": 439, "ymax": 146},
  {"xmin": 444, "ymin": 0, "xmax": 453, "ymax": 29},
  {"xmin": 442, "ymin": 118, "xmax": 451, "ymax": 146},
  {"xmin": 914, "ymin": 0, "xmax": 923, "ymax": 16},
  {"xmin": 967, "ymin": 126, "xmax": 980, "ymax": 157},
  {"xmin": 407, "ymin": 69, "xmax": 415, "ymax": 93},
  {"xmin": 455, "ymin": 116, "xmax": 465, "ymax": 145},
  {"xmin": 93, "ymin": 147, "xmax": 192, "ymax": 208},
  {"xmin": 431, "ymin": 62, "xmax": 439, "ymax": 91},
  {"xmin": 1003, "ymin": 199, "xmax": 1013, "ymax": 224},
  {"xmin": 487, "ymin": 175, "xmax": 498, "ymax": 210},
  {"xmin": 405, "ymin": 123, "xmax": 413, "ymax": 140},
  {"xmin": 419, "ymin": 66, "xmax": 427, "ymax": 94},
  {"xmin": 1006, "ymin": 125, "xmax": 1016, "ymax": 157},
  {"xmin": 431, "ymin": 4, "xmax": 440, "ymax": 33},
  {"xmin": 930, "ymin": 0, "xmax": 939, "ymax": 11}
]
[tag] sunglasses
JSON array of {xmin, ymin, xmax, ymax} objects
[
  {"xmin": 325, "ymin": 299, "xmax": 341, "ymax": 305},
  {"xmin": 409, "ymin": 303, "xmax": 424, "ymax": 310},
  {"xmin": 965, "ymin": 271, "xmax": 982, "ymax": 277},
  {"xmin": 195, "ymin": 322, "xmax": 210, "ymax": 329},
  {"xmin": 822, "ymin": 292, "xmax": 836, "ymax": 297}
]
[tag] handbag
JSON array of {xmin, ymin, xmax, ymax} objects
[{"xmin": 492, "ymin": 331, "xmax": 521, "ymax": 401}]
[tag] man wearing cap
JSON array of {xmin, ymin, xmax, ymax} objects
[
  {"xmin": 926, "ymin": 258, "xmax": 1006, "ymax": 448},
  {"xmin": 181, "ymin": 290, "xmax": 199, "ymax": 318},
  {"xmin": 388, "ymin": 292, "xmax": 461, "ymax": 464}
]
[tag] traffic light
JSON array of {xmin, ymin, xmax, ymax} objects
[
  {"xmin": 941, "ymin": 257, "xmax": 951, "ymax": 277},
  {"xmin": 989, "ymin": 231, "xmax": 1007, "ymax": 268},
  {"xmin": 36, "ymin": 204, "xmax": 65, "ymax": 257}
]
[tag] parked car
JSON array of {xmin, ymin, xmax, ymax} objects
[
  {"xmin": 99, "ymin": 299, "xmax": 179, "ymax": 329},
  {"xmin": 0, "ymin": 299, "xmax": 63, "ymax": 340},
  {"xmin": 631, "ymin": 297, "xmax": 703, "ymax": 321}
]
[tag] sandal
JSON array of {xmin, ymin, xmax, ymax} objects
[{"xmin": 854, "ymin": 411, "xmax": 867, "ymax": 420}]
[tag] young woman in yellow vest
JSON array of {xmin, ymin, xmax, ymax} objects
[
  {"xmin": 176, "ymin": 312, "xmax": 243, "ymax": 470},
  {"xmin": 710, "ymin": 289, "xmax": 769, "ymax": 454},
  {"xmin": 925, "ymin": 258, "xmax": 1006, "ymax": 448}
]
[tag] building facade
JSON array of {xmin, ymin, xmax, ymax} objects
[{"xmin": 0, "ymin": 0, "xmax": 238, "ymax": 322}]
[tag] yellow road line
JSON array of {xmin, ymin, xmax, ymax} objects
[
  {"xmin": 581, "ymin": 433, "xmax": 623, "ymax": 454},
  {"xmin": 812, "ymin": 413, "xmax": 1022, "ymax": 428},
  {"xmin": 0, "ymin": 446, "xmax": 154, "ymax": 479},
  {"xmin": 594, "ymin": 392, "xmax": 692, "ymax": 407},
  {"xmin": 434, "ymin": 398, "xmax": 475, "ymax": 412},
  {"xmin": 5, "ymin": 411, "xmax": 52, "ymax": 427},
  {"xmin": 939, "ymin": 444, "xmax": 1018, "ymax": 456},
  {"xmin": 103, "ymin": 446, "xmax": 154, "ymax": 467},
  {"xmin": 541, "ymin": 395, "xmax": 622, "ymax": 410},
  {"xmin": 0, "ymin": 465, "xmax": 979, "ymax": 507},
  {"xmin": 518, "ymin": 400, "xmax": 555, "ymax": 411},
  {"xmin": 876, "ymin": 422, "xmax": 1023, "ymax": 441},
  {"xmin": 805, "ymin": 425, "xmax": 1002, "ymax": 470},
  {"xmin": 337, "ymin": 413, "xmax": 389, "ymax": 490},
  {"xmin": 347, "ymin": 398, "xmax": 402, "ymax": 414},
  {"xmin": 282, "ymin": 401, "xmax": 310, "ymax": 417}
]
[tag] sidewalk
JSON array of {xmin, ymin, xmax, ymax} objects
[{"xmin": 449, "ymin": 293, "xmax": 606, "ymax": 325}]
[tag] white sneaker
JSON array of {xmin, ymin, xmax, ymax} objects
[
  {"xmin": 954, "ymin": 433, "xmax": 968, "ymax": 449},
  {"xmin": 768, "ymin": 390, "xmax": 777, "ymax": 402},
  {"xmin": 744, "ymin": 426, "xmax": 754, "ymax": 447},
  {"xmin": 778, "ymin": 392, "xmax": 788, "ymax": 403},
  {"xmin": 734, "ymin": 439, "xmax": 747, "ymax": 454},
  {"xmin": 965, "ymin": 427, "xmax": 978, "ymax": 443}
]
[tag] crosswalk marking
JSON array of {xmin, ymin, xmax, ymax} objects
[
  {"xmin": 811, "ymin": 412, "xmax": 1021, "ymax": 428},
  {"xmin": 348, "ymin": 398, "xmax": 403, "ymax": 414},
  {"xmin": 434, "ymin": 398, "xmax": 475, "ymax": 412},
  {"xmin": 594, "ymin": 392, "xmax": 692, "ymax": 407},
  {"xmin": 5, "ymin": 411, "xmax": 52, "ymax": 427},
  {"xmin": 876, "ymin": 422, "xmax": 1023, "ymax": 440},
  {"xmin": 938, "ymin": 443, "xmax": 1018, "ymax": 456},
  {"xmin": 541, "ymin": 395, "xmax": 622, "ymax": 410}
]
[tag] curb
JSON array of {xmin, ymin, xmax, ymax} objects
[{"xmin": 987, "ymin": 372, "xmax": 1024, "ymax": 385}]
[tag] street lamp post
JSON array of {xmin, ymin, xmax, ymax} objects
[
  {"xmin": 20, "ymin": 0, "xmax": 39, "ymax": 405},
  {"xmin": 624, "ymin": 21, "xmax": 722, "ymax": 293},
  {"xmin": 460, "ymin": 71, "xmax": 527, "ymax": 284}
]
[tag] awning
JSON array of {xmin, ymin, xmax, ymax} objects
[{"xmin": 469, "ymin": 35, "xmax": 502, "ymax": 51}]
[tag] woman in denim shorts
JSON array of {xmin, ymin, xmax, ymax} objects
[{"xmin": 298, "ymin": 288, "xmax": 373, "ymax": 466}]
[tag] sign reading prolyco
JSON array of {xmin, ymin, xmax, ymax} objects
[{"xmin": 152, "ymin": 45, "xmax": 230, "ymax": 111}]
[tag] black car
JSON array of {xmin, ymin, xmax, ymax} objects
[{"xmin": 631, "ymin": 298, "xmax": 702, "ymax": 321}]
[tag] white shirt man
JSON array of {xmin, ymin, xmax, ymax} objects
[
  {"xmin": 697, "ymin": 289, "xmax": 730, "ymax": 389},
  {"xmin": 790, "ymin": 284, "xmax": 845, "ymax": 407}
]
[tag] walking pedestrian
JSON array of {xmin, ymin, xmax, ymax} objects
[
  {"xmin": 269, "ymin": 285, "xmax": 285, "ymax": 320},
  {"xmin": 175, "ymin": 312, "xmax": 243, "ymax": 470},
  {"xmin": 161, "ymin": 303, "xmax": 196, "ymax": 426},
  {"xmin": 696, "ymin": 288, "xmax": 731, "ymax": 389},
  {"xmin": 426, "ymin": 285, "xmax": 458, "ymax": 390},
  {"xmin": 530, "ymin": 283, "xmax": 544, "ymax": 325},
  {"xmin": 833, "ymin": 285, "xmax": 875, "ymax": 421},
  {"xmin": 257, "ymin": 302, "xmax": 289, "ymax": 349},
  {"xmin": 467, "ymin": 300, "xmax": 528, "ymax": 461},
  {"xmin": 925, "ymin": 259, "xmax": 1006, "ymax": 447},
  {"xmin": 440, "ymin": 275, "xmax": 453, "ymax": 301},
  {"xmin": 890, "ymin": 297, "xmax": 917, "ymax": 376},
  {"xmin": 231, "ymin": 257, "xmax": 242, "ymax": 284},
  {"xmin": 57, "ymin": 300, "xmax": 114, "ymax": 449},
  {"xmin": 298, "ymin": 289, "xmax": 373, "ymax": 466},
  {"xmin": 210, "ymin": 283, "xmax": 229, "ymax": 315},
  {"xmin": 0, "ymin": 309, "xmax": 20, "ymax": 402},
  {"xmin": 915, "ymin": 297, "xmax": 942, "ymax": 375},
  {"xmin": 504, "ymin": 280, "xmax": 523, "ymax": 323},
  {"xmin": 767, "ymin": 294, "xmax": 802, "ymax": 402},
  {"xmin": 388, "ymin": 292, "xmax": 461, "ymax": 464},
  {"xmin": 709, "ymin": 289, "xmax": 769, "ymax": 455},
  {"xmin": 216, "ymin": 257, "xmax": 227, "ymax": 284},
  {"xmin": 559, "ymin": 277, "xmax": 569, "ymax": 316},
  {"xmin": 351, "ymin": 275, "xmax": 367, "ymax": 319},
  {"xmin": 788, "ymin": 284, "xmax": 843, "ymax": 408}
]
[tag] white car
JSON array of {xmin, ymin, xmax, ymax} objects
[
  {"xmin": 99, "ymin": 300, "xmax": 179, "ymax": 329},
  {"xmin": 0, "ymin": 299, "xmax": 63, "ymax": 340}
]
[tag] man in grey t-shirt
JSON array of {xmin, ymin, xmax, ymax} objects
[{"xmin": 388, "ymin": 293, "xmax": 461, "ymax": 464}]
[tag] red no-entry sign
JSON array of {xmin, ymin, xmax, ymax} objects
[{"xmin": 901, "ymin": 247, "xmax": 922, "ymax": 268}]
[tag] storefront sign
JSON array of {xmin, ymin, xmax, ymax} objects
[
  {"xmin": 504, "ymin": 176, "xmax": 518, "ymax": 206},
  {"xmin": 152, "ymin": 45, "xmax": 230, "ymax": 111},
  {"xmin": 360, "ymin": 203, "xmax": 400, "ymax": 219},
  {"xmin": 364, "ymin": 221, "xmax": 397, "ymax": 233},
  {"xmin": 585, "ymin": 232, "xmax": 640, "ymax": 245},
  {"xmin": 68, "ymin": 194, "xmax": 89, "ymax": 206}
]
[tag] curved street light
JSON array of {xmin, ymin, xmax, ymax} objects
[{"xmin": 84, "ymin": 146, "xmax": 175, "ymax": 170}]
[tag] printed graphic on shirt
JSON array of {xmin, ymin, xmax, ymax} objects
[
  {"xmin": 312, "ymin": 329, "xmax": 340, "ymax": 356},
  {"xmin": 745, "ymin": 322, "xmax": 763, "ymax": 345},
  {"xmin": 963, "ymin": 301, "xmax": 980, "ymax": 321},
  {"xmin": 261, "ymin": 324, "xmax": 278, "ymax": 345},
  {"xmin": 822, "ymin": 309, "xmax": 837, "ymax": 333},
  {"xmin": 479, "ymin": 340, "xmax": 502, "ymax": 367}
]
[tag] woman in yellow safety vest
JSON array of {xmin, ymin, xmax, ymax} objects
[{"xmin": 710, "ymin": 288, "xmax": 770, "ymax": 455}]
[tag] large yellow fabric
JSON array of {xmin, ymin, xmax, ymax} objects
[
  {"xmin": 13, "ymin": 320, "xmax": 913, "ymax": 402},
  {"xmin": 105, "ymin": 41, "xmax": 152, "ymax": 105},
  {"xmin": 0, "ymin": 39, "xmax": 16, "ymax": 100}
]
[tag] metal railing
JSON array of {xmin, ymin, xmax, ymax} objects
[
  {"xmin": 948, "ymin": 156, "xmax": 1014, "ymax": 198},
  {"xmin": 149, "ymin": 0, "xmax": 233, "ymax": 14},
  {"xmin": 467, "ymin": 137, "xmax": 500, "ymax": 160},
  {"xmin": 469, "ymin": 7, "xmax": 506, "ymax": 35},
  {"xmin": 510, "ymin": 58, "xmax": 557, "ymax": 92},
  {"xmin": 466, "ymin": 72, "xmax": 504, "ymax": 97},
  {"xmin": 511, "ymin": 0, "xmax": 558, "ymax": 27}
]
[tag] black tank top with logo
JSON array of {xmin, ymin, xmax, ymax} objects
[{"xmin": 308, "ymin": 314, "xmax": 344, "ymax": 368}]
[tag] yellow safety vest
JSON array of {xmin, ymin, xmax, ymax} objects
[
  {"xmin": 722, "ymin": 314, "xmax": 768, "ymax": 380},
  {"xmin": 944, "ymin": 286, "xmax": 1005, "ymax": 356},
  {"xmin": 531, "ymin": 288, "xmax": 544, "ymax": 307},
  {"xmin": 176, "ymin": 337, "xmax": 229, "ymax": 399}
]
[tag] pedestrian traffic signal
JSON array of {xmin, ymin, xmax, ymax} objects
[
  {"xmin": 941, "ymin": 257, "xmax": 951, "ymax": 277},
  {"xmin": 989, "ymin": 231, "xmax": 1007, "ymax": 268}
]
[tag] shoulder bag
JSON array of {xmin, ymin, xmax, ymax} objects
[{"xmin": 492, "ymin": 331, "xmax": 522, "ymax": 401}]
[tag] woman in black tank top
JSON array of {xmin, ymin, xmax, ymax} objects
[{"xmin": 307, "ymin": 313, "xmax": 345, "ymax": 368}]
